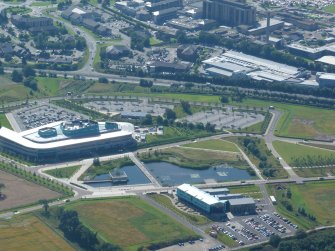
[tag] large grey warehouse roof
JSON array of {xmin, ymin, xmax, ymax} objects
[{"xmin": 229, "ymin": 197, "xmax": 255, "ymax": 206}]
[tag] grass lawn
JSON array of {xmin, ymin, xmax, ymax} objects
[
  {"xmin": 267, "ymin": 181, "xmax": 335, "ymax": 229},
  {"xmin": 0, "ymin": 114, "xmax": 12, "ymax": 129},
  {"xmin": 80, "ymin": 157, "xmax": 133, "ymax": 180},
  {"xmin": 273, "ymin": 141, "xmax": 335, "ymax": 177},
  {"xmin": 173, "ymin": 104, "xmax": 206, "ymax": 118},
  {"xmin": 233, "ymin": 98, "xmax": 335, "ymax": 140},
  {"xmin": 302, "ymin": 142, "xmax": 335, "ymax": 151},
  {"xmin": 226, "ymin": 137, "xmax": 287, "ymax": 179},
  {"xmin": 149, "ymin": 37, "xmax": 163, "ymax": 46},
  {"xmin": 145, "ymin": 127, "xmax": 215, "ymax": 146},
  {"xmin": 36, "ymin": 77, "xmax": 61, "ymax": 96},
  {"xmin": 230, "ymin": 121, "xmax": 263, "ymax": 134},
  {"xmin": 324, "ymin": 4, "xmax": 335, "ymax": 13},
  {"xmin": 139, "ymin": 146, "xmax": 249, "ymax": 169},
  {"xmin": 183, "ymin": 139, "xmax": 239, "ymax": 152},
  {"xmin": 30, "ymin": 1, "xmax": 52, "ymax": 6},
  {"xmin": 0, "ymin": 214, "xmax": 74, "ymax": 251},
  {"xmin": 65, "ymin": 197, "xmax": 197, "ymax": 251},
  {"xmin": 44, "ymin": 165, "xmax": 81, "ymax": 179},
  {"xmin": 227, "ymin": 184, "xmax": 263, "ymax": 199},
  {"xmin": 150, "ymin": 194, "xmax": 210, "ymax": 225}
]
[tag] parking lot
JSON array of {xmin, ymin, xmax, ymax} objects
[
  {"xmin": 178, "ymin": 109, "xmax": 264, "ymax": 130},
  {"xmin": 210, "ymin": 211, "xmax": 298, "ymax": 248},
  {"xmin": 12, "ymin": 103, "xmax": 87, "ymax": 131},
  {"xmin": 83, "ymin": 98, "xmax": 174, "ymax": 117}
]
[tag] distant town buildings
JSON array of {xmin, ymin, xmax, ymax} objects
[
  {"xmin": 203, "ymin": 0, "xmax": 256, "ymax": 26},
  {"xmin": 203, "ymin": 50, "xmax": 312, "ymax": 85},
  {"xmin": 11, "ymin": 15, "xmax": 56, "ymax": 33}
]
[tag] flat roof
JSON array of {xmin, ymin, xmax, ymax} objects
[
  {"xmin": 248, "ymin": 18, "xmax": 284, "ymax": 32},
  {"xmin": 178, "ymin": 184, "xmax": 226, "ymax": 205},
  {"xmin": 229, "ymin": 197, "xmax": 255, "ymax": 206},
  {"xmin": 0, "ymin": 121, "xmax": 134, "ymax": 150},
  {"xmin": 316, "ymin": 56, "xmax": 335, "ymax": 66}
]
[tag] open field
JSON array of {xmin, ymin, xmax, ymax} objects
[
  {"xmin": 324, "ymin": 3, "xmax": 335, "ymax": 13},
  {"xmin": 80, "ymin": 157, "xmax": 133, "ymax": 180},
  {"xmin": 44, "ymin": 165, "xmax": 81, "ymax": 179},
  {"xmin": 183, "ymin": 139, "xmax": 239, "ymax": 152},
  {"xmin": 267, "ymin": 181, "xmax": 335, "ymax": 229},
  {"xmin": 273, "ymin": 141, "xmax": 335, "ymax": 177},
  {"xmin": 0, "ymin": 170, "xmax": 60, "ymax": 211},
  {"xmin": 226, "ymin": 137, "xmax": 287, "ymax": 179},
  {"xmin": 140, "ymin": 146, "xmax": 249, "ymax": 169},
  {"xmin": 36, "ymin": 77, "xmax": 61, "ymax": 96},
  {"xmin": 0, "ymin": 114, "xmax": 12, "ymax": 129},
  {"xmin": 0, "ymin": 214, "xmax": 74, "ymax": 251},
  {"xmin": 173, "ymin": 104, "xmax": 206, "ymax": 118},
  {"xmin": 65, "ymin": 197, "xmax": 197, "ymax": 251},
  {"xmin": 227, "ymin": 184, "xmax": 263, "ymax": 199},
  {"xmin": 145, "ymin": 127, "xmax": 215, "ymax": 146},
  {"xmin": 302, "ymin": 142, "xmax": 335, "ymax": 151},
  {"xmin": 150, "ymin": 194, "xmax": 210, "ymax": 225}
]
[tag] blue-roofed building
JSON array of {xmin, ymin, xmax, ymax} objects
[{"xmin": 176, "ymin": 184, "xmax": 228, "ymax": 214}]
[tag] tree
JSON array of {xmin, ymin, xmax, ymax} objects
[
  {"xmin": 0, "ymin": 183, "xmax": 5, "ymax": 198},
  {"xmin": 220, "ymin": 95, "xmax": 229, "ymax": 103},
  {"xmin": 295, "ymin": 229, "xmax": 307, "ymax": 239},
  {"xmin": 98, "ymin": 77, "xmax": 109, "ymax": 84},
  {"xmin": 23, "ymin": 65, "xmax": 36, "ymax": 77},
  {"xmin": 0, "ymin": 66, "xmax": 4, "ymax": 75},
  {"xmin": 141, "ymin": 114, "xmax": 153, "ymax": 125},
  {"xmin": 180, "ymin": 101, "xmax": 191, "ymax": 114},
  {"xmin": 164, "ymin": 108, "xmax": 176, "ymax": 121},
  {"xmin": 286, "ymin": 189, "xmax": 292, "ymax": 199},
  {"xmin": 269, "ymin": 234, "xmax": 281, "ymax": 247},
  {"xmin": 11, "ymin": 70, "xmax": 23, "ymax": 82},
  {"xmin": 39, "ymin": 199, "xmax": 49, "ymax": 215},
  {"xmin": 156, "ymin": 115, "xmax": 163, "ymax": 125}
]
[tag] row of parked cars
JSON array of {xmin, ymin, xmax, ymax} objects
[
  {"xmin": 274, "ymin": 212, "xmax": 298, "ymax": 229},
  {"xmin": 245, "ymin": 218, "xmax": 274, "ymax": 237},
  {"xmin": 260, "ymin": 214, "xmax": 288, "ymax": 233}
]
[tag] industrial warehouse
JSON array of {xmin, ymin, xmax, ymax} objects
[
  {"xmin": 176, "ymin": 184, "xmax": 256, "ymax": 217},
  {"xmin": 203, "ymin": 50, "xmax": 312, "ymax": 85},
  {"xmin": 0, "ymin": 120, "xmax": 136, "ymax": 163}
]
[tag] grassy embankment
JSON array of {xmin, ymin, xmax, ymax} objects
[
  {"xmin": 139, "ymin": 146, "xmax": 249, "ymax": 170},
  {"xmin": 79, "ymin": 157, "xmax": 133, "ymax": 180},
  {"xmin": 226, "ymin": 137, "xmax": 288, "ymax": 179},
  {"xmin": 44, "ymin": 165, "xmax": 81, "ymax": 179},
  {"xmin": 273, "ymin": 141, "xmax": 335, "ymax": 177},
  {"xmin": 267, "ymin": 181, "xmax": 335, "ymax": 229}
]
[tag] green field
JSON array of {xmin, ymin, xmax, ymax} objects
[
  {"xmin": 0, "ymin": 214, "xmax": 74, "ymax": 251},
  {"xmin": 227, "ymin": 184, "xmax": 263, "ymax": 199},
  {"xmin": 324, "ymin": 4, "xmax": 335, "ymax": 13},
  {"xmin": 302, "ymin": 143, "xmax": 335, "ymax": 151},
  {"xmin": 149, "ymin": 37, "xmax": 163, "ymax": 46},
  {"xmin": 44, "ymin": 165, "xmax": 81, "ymax": 179},
  {"xmin": 65, "ymin": 197, "xmax": 197, "ymax": 251},
  {"xmin": 150, "ymin": 194, "xmax": 210, "ymax": 225},
  {"xmin": 227, "ymin": 137, "xmax": 287, "ymax": 179},
  {"xmin": 267, "ymin": 181, "xmax": 335, "ymax": 229},
  {"xmin": 273, "ymin": 141, "xmax": 335, "ymax": 177},
  {"xmin": 232, "ymin": 99, "xmax": 335, "ymax": 140},
  {"xmin": 173, "ymin": 104, "xmax": 206, "ymax": 118},
  {"xmin": 139, "ymin": 146, "xmax": 249, "ymax": 170},
  {"xmin": 183, "ymin": 139, "xmax": 239, "ymax": 152},
  {"xmin": 0, "ymin": 114, "xmax": 12, "ymax": 129},
  {"xmin": 80, "ymin": 157, "xmax": 133, "ymax": 180},
  {"xmin": 36, "ymin": 77, "xmax": 61, "ymax": 96},
  {"xmin": 145, "ymin": 127, "xmax": 215, "ymax": 146}
]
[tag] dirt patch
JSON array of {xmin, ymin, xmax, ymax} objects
[{"xmin": 0, "ymin": 170, "xmax": 60, "ymax": 211}]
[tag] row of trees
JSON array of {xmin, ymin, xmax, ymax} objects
[
  {"xmin": 291, "ymin": 155, "xmax": 335, "ymax": 167},
  {"xmin": 240, "ymin": 137, "xmax": 278, "ymax": 177},
  {"xmin": 56, "ymin": 208, "xmax": 121, "ymax": 251}
]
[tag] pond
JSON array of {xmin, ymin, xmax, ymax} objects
[
  {"xmin": 87, "ymin": 164, "xmax": 150, "ymax": 188},
  {"xmin": 145, "ymin": 162, "xmax": 255, "ymax": 186}
]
